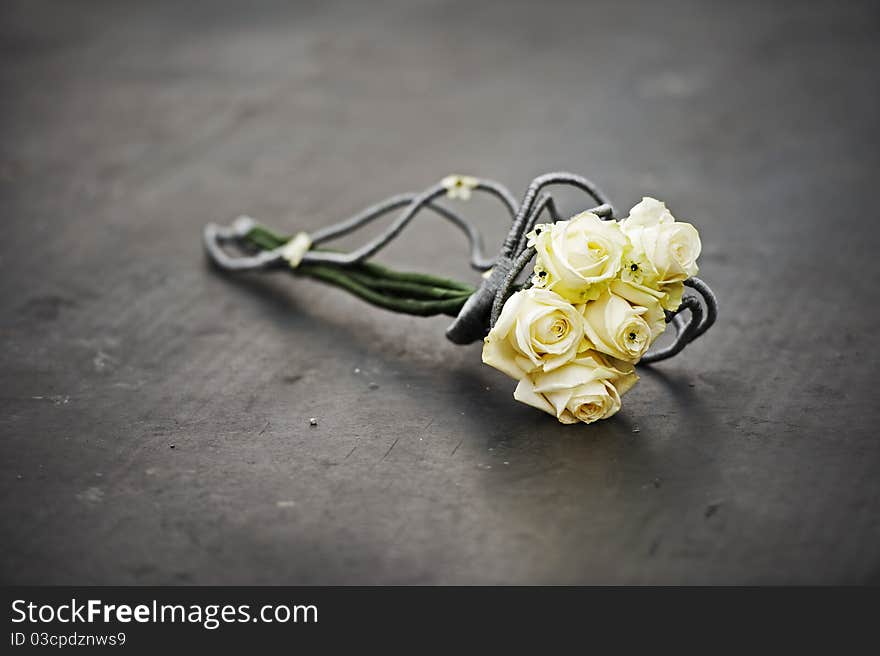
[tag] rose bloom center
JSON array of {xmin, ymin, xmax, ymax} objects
[
  {"xmin": 576, "ymin": 401, "xmax": 604, "ymax": 421},
  {"xmin": 566, "ymin": 234, "xmax": 609, "ymax": 270},
  {"xmin": 622, "ymin": 323, "xmax": 648, "ymax": 351},
  {"xmin": 534, "ymin": 313, "xmax": 570, "ymax": 345},
  {"xmin": 673, "ymin": 243, "xmax": 687, "ymax": 261}
]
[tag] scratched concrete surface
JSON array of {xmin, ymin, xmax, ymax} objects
[{"xmin": 1, "ymin": 0, "xmax": 878, "ymax": 584}]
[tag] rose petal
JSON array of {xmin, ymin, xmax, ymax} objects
[{"xmin": 513, "ymin": 378, "xmax": 557, "ymax": 417}]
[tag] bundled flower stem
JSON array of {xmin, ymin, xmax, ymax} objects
[{"xmin": 242, "ymin": 224, "xmax": 476, "ymax": 317}]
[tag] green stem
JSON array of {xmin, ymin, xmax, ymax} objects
[
  {"xmin": 245, "ymin": 227, "xmax": 285, "ymax": 251},
  {"xmin": 343, "ymin": 269, "xmax": 471, "ymax": 300},
  {"xmin": 299, "ymin": 264, "xmax": 471, "ymax": 317},
  {"xmin": 244, "ymin": 226, "xmax": 475, "ymax": 293},
  {"xmin": 242, "ymin": 224, "xmax": 475, "ymax": 317},
  {"xmin": 353, "ymin": 260, "xmax": 474, "ymax": 292}
]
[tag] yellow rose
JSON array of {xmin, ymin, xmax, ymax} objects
[
  {"xmin": 659, "ymin": 281, "xmax": 684, "ymax": 311},
  {"xmin": 581, "ymin": 290, "xmax": 654, "ymax": 363},
  {"xmin": 609, "ymin": 279, "xmax": 667, "ymax": 343},
  {"xmin": 528, "ymin": 211, "xmax": 628, "ymax": 303},
  {"xmin": 482, "ymin": 288, "xmax": 584, "ymax": 380},
  {"xmin": 619, "ymin": 197, "xmax": 701, "ymax": 286},
  {"xmin": 513, "ymin": 352, "xmax": 638, "ymax": 424}
]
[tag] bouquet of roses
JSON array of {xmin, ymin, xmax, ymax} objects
[
  {"xmin": 205, "ymin": 171, "xmax": 714, "ymax": 427},
  {"xmin": 482, "ymin": 198, "xmax": 701, "ymax": 424}
]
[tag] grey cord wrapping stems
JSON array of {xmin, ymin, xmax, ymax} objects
[{"xmin": 203, "ymin": 172, "xmax": 717, "ymax": 363}]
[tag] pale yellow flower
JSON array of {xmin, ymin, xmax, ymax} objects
[
  {"xmin": 619, "ymin": 197, "xmax": 701, "ymax": 286},
  {"xmin": 609, "ymin": 279, "xmax": 667, "ymax": 343},
  {"xmin": 482, "ymin": 288, "xmax": 584, "ymax": 380},
  {"xmin": 513, "ymin": 351, "xmax": 638, "ymax": 424},
  {"xmin": 580, "ymin": 291, "xmax": 653, "ymax": 363},
  {"xmin": 441, "ymin": 174, "xmax": 479, "ymax": 200},
  {"xmin": 527, "ymin": 211, "xmax": 627, "ymax": 303}
]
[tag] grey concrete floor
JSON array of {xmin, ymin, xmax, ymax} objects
[{"xmin": 1, "ymin": 0, "xmax": 878, "ymax": 584}]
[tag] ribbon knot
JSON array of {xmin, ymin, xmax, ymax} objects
[{"xmin": 280, "ymin": 232, "xmax": 312, "ymax": 268}]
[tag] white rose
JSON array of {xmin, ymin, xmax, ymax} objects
[
  {"xmin": 528, "ymin": 211, "xmax": 628, "ymax": 303},
  {"xmin": 619, "ymin": 197, "xmax": 701, "ymax": 285},
  {"xmin": 619, "ymin": 251, "xmax": 683, "ymax": 311},
  {"xmin": 482, "ymin": 288, "xmax": 584, "ymax": 380},
  {"xmin": 609, "ymin": 279, "xmax": 667, "ymax": 343},
  {"xmin": 659, "ymin": 281, "xmax": 684, "ymax": 311},
  {"xmin": 581, "ymin": 290, "xmax": 653, "ymax": 363},
  {"xmin": 513, "ymin": 352, "xmax": 639, "ymax": 424}
]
